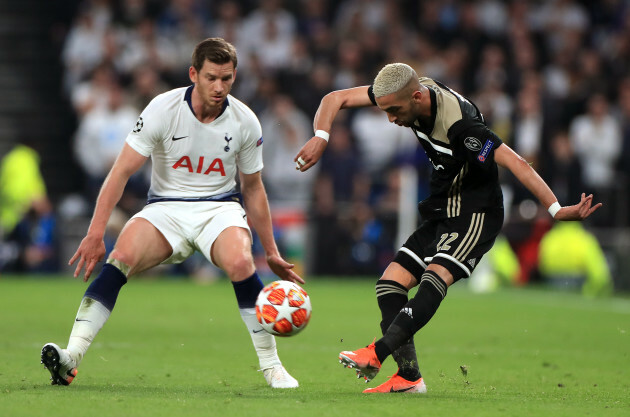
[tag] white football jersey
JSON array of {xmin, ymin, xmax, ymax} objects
[{"xmin": 126, "ymin": 86, "xmax": 263, "ymax": 199}]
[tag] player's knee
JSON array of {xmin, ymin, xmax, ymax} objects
[
  {"xmin": 426, "ymin": 264, "xmax": 455, "ymax": 286},
  {"xmin": 376, "ymin": 274, "xmax": 387, "ymax": 285},
  {"xmin": 378, "ymin": 262, "xmax": 418, "ymax": 290},
  {"xmin": 220, "ymin": 253, "xmax": 255, "ymax": 279},
  {"xmin": 107, "ymin": 250, "xmax": 135, "ymax": 276}
]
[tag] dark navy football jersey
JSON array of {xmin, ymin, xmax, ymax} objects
[{"xmin": 368, "ymin": 78, "xmax": 504, "ymax": 220}]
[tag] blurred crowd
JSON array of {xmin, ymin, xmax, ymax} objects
[{"xmin": 1, "ymin": 0, "xmax": 629, "ymax": 294}]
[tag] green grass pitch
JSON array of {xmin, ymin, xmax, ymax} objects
[{"xmin": 0, "ymin": 275, "xmax": 628, "ymax": 417}]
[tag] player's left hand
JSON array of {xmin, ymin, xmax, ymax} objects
[
  {"xmin": 266, "ymin": 254, "xmax": 305, "ymax": 284},
  {"xmin": 554, "ymin": 193, "xmax": 602, "ymax": 221},
  {"xmin": 294, "ymin": 136, "xmax": 328, "ymax": 172}
]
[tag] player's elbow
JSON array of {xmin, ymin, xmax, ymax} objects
[
  {"xmin": 515, "ymin": 154, "xmax": 531, "ymax": 169},
  {"xmin": 326, "ymin": 88, "xmax": 363, "ymax": 110},
  {"xmin": 516, "ymin": 155, "xmax": 534, "ymax": 176},
  {"xmin": 321, "ymin": 91, "xmax": 343, "ymax": 109}
]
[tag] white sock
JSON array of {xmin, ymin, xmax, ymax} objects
[
  {"xmin": 240, "ymin": 307, "xmax": 281, "ymax": 370},
  {"xmin": 66, "ymin": 297, "xmax": 111, "ymax": 365}
]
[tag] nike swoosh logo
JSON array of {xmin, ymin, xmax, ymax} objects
[
  {"xmin": 172, "ymin": 136, "xmax": 189, "ymax": 141},
  {"xmin": 75, "ymin": 318, "xmax": 91, "ymax": 322},
  {"xmin": 253, "ymin": 329, "xmax": 265, "ymax": 334},
  {"xmin": 390, "ymin": 386, "xmax": 415, "ymax": 392}
]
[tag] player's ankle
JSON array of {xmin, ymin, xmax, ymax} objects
[
  {"xmin": 374, "ymin": 340, "xmax": 390, "ymax": 364},
  {"xmin": 259, "ymin": 358, "xmax": 282, "ymax": 370},
  {"xmin": 398, "ymin": 370, "xmax": 421, "ymax": 381}
]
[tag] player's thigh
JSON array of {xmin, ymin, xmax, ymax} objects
[
  {"xmin": 209, "ymin": 226, "xmax": 254, "ymax": 280},
  {"xmin": 428, "ymin": 210, "xmax": 503, "ymax": 282},
  {"xmin": 393, "ymin": 211, "xmax": 503, "ymax": 284},
  {"xmin": 111, "ymin": 217, "xmax": 173, "ymax": 276},
  {"xmin": 211, "ymin": 224, "xmax": 253, "ymax": 264},
  {"xmin": 391, "ymin": 219, "xmax": 439, "ymax": 283},
  {"xmin": 194, "ymin": 206, "xmax": 253, "ymax": 280}
]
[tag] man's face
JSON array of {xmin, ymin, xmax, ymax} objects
[
  {"xmin": 190, "ymin": 59, "xmax": 236, "ymax": 108},
  {"xmin": 375, "ymin": 89, "xmax": 418, "ymax": 127}
]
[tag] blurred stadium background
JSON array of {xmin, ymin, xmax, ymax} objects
[{"xmin": 0, "ymin": 0, "xmax": 629, "ymax": 295}]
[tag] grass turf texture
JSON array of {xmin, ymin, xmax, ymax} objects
[{"xmin": 0, "ymin": 276, "xmax": 628, "ymax": 417}]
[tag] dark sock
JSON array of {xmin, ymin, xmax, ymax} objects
[
  {"xmin": 392, "ymin": 343, "xmax": 421, "ymax": 380},
  {"xmin": 231, "ymin": 272, "xmax": 263, "ymax": 308},
  {"xmin": 84, "ymin": 263, "xmax": 128, "ymax": 311},
  {"xmin": 375, "ymin": 279, "xmax": 421, "ymax": 380},
  {"xmin": 377, "ymin": 270, "xmax": 448, "ymax": 363}
]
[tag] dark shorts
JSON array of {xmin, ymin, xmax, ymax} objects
[{"xmin": 393, "ymin": 209, "xmax": 503, "ymax": 282}]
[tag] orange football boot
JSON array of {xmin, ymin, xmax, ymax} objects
[
  {"xmin": 363, "ymin": 371, "xmax": 427, "ymax": 393},
  {"xmin": 339, "ymin": 341, "xmax": 381, "ymax": 382}
]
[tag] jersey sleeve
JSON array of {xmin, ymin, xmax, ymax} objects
[
  {"xmin": 449, "ymin": 119, "xmax": 503, "ymax": 170},
  {"xmin": 236, "ymin": 113, "xmax": 264, "ymax": 174},
  {"xmin": 125, "ymin": 95, "xmax": 171, "ymax": 157}
]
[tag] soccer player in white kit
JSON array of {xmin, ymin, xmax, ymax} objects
[{"xmin": 41, "ymin": 38, "xmax": 302, "ymax": 389}]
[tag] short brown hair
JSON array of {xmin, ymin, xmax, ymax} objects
[{"xmin": 192, "ymin": 37, "xmax": 238, "ymax": 71}]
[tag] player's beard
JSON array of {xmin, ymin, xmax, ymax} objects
[
  {"xmin": 206, "ymin": 91, "xmax": 228, "ymax": 108},
  {"xmin": 394, "ymin": 118, "xmax": 413, "ymax": 127},
  {"xmin": 198, "ymin": 83, "xmax": 232, "ymax": 109}
]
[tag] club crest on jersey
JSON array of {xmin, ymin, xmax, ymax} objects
[
  {"xmin": 464, "ymin": 137, "xmax": 482, "ymax": 151},
  {"xmin": 256, "ymin": 137, "xmax": 263, "ymax": 147},
  {"xmin": 133, "ymin": 116, "xmax": 144, "ymax": 133},
  {"xmin": 224, "ymin": 134, "xmax": 232, "ymax": 152},
  {"xmin": 477, "ymin": 139, "xmax": 494, "ymax": 162}
]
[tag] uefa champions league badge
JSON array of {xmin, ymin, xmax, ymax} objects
[
  {"xmin": 133, "ymin": 116, "xmax": 144, "ymax": 133},
  {"xmin": 464, "ymin": 137, "xmax": 482, "ymax": 151}
]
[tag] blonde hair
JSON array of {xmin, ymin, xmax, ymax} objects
[{"xmin": 373, "ymin": 63, "xmax": 418, "ymax": 98}]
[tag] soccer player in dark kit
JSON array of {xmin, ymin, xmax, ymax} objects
[{"xmin": 294, "ymin": 63, "xmax": 601, "ymax": 393}]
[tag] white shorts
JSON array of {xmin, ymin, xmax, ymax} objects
[{"xmin": 131, "ymin": 201, "xmax": 251, "ymax": 266}]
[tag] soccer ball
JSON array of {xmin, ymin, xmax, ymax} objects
[{"xmin": 255, "ymin": 280, "xmax": 312, "ymax": 337}]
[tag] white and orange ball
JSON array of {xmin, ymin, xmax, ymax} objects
[{"xmin": 255, "ymin": 280, "xmax": 312, "ymax": 337}]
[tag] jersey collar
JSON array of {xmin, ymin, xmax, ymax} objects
[
  {"xmin": 184, "ymin": 84, "xmax": 230, "ymax": 119},
  {"xmin": 412, "ymin": 87, "xmax": 437, "ymax": 134}
]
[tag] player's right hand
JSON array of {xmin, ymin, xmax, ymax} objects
[
  {"xmin": 554, "ymin": 193, "xmax": 602, "ymax": 221},
  {"xmin": 266, "ymin": 254, "xmax": 305, "ymax": 285},
  {"xmin": 294, "ymin": 136, "xmax": 328, "ymax": 172},
  {"xmin": 69, "ymin": 235, "xmax": 106, "ymax": 282}
]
